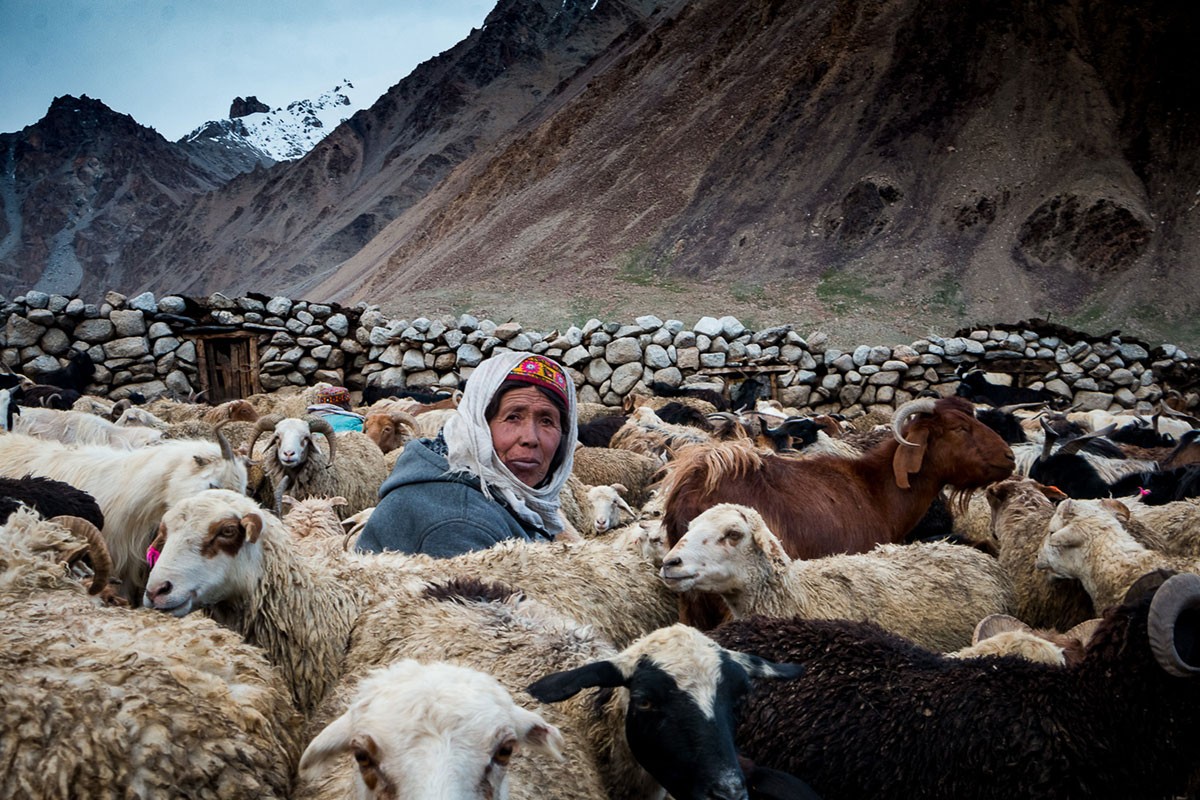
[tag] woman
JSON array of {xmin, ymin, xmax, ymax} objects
[{"xmin": 355, "ymin": 352, "xmax": 578, "ymax": 557}]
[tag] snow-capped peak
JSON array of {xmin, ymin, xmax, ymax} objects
[{"xmin": 182, "ymin": 80, "xmax": 362, "ymax": 162}]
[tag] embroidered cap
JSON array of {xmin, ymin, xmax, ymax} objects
[
  {"xmin": 316, "ymin": 386, "xmax": 352, "ymax": 407},
  {"xmin": 502, "ymin": 355, "xmax": 570, "ymax": 410}
]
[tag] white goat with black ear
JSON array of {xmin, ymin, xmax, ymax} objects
[
  {"xmin": 249, "ymin": 413, "xmax": 386, "ymax": 516},
  {"xmin": 301, "ymin": 660, "xmax": 565, "ymax": 800}
]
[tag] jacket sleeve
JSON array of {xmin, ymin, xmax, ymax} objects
[{"xmin": 355, "ymin": 478, "xmax": 516, "ymax": 558}]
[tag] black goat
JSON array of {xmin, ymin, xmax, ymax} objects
[
  {"xmin": 714, "ymin": 571, "xmax": 1200, "ymax": 800},
  {"xmin": 0, "ymin": 475, "xmax": 105, "ymax": 530},
  {"xmin": 578, "ymin": 414, "xmax": 628, "ymax": 447},
  {"xmin": 955, "ymin": 370, "xmax": 1063, "ymax": 408},
  {"xmin": 650, "ymin": 381, "xmax": 729, "ymax": 411},
  {"xmin": 362, "ymin": 384, "xmax": 454, "ymax": 406},
  {"xmin": 36, "ymin": 348, "xmax": 95, "ymax": 395},
  {"xmin": 19, "ymin": 384, "xmax": 81, "ymax": 410}
]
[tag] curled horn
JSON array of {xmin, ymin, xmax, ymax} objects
[
  {"xmin": 305, "ymin": 415, "xmax": 337, "ymax": 464},
  {"xmin": 109, "ymin": 398, "xmax": 132, "ymax": 421},
  {"xmin": 392, "ymin": 410, "xmax": 420, "ymax": 435},
  {"xmin": 213, "ymin": 419, "xmax": 237, "ymax": 462},
  {"xmin": 1148, "ymin": 572, "xmax": 1200, "ymax": 677},
  {"xmin": 972, "ymin": 614, "xmax": 1031, "ymax": 644},
  {"xmin": 891, "ymin": 398, "xmax": 939, "ymax": 446},
  {"xmin": 51, "ymin": 515, "xmax": 111, "ymax": 596},
  {"xmin": 247, "ymin": 413, "xmax": 284, "ymax": 457}
]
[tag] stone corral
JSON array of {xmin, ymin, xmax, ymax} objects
[{"xmin": 2, "ymin": 289, "xmax": 1196, "ymax": 416}]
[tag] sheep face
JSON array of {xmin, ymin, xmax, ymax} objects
[
  {"xmin": 588, "ymin": 483, "xmax": 634, "ymax": 534},
  {"xmin": 301, "ymin": 660, "xmax": 563, "ymax": 800},
  {"xmin": 1034, "ymin": 498, "xmax": 1128, "ymax": 580},
  {"xmin": 529, "ymin": 624, "xmax": 804, "ymax": 800},
  {"xmin": 274, "ymin": 418, "xmax": 317, "ymax": 469},
  {"xmin": 142, "ymin": 490, "xmax": 268, "ymax": 616},
  {"xmin": 640, "ymin": 520, "xmax": 668, "ymax": 567},
  {"xmin": 659, "ymin": 504, "xmax": 767, "ymax": 595}
]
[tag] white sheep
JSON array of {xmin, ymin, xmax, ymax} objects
[
  {"xmin": 299, "ymin": 659, "xmax": 565, "ymax": 800},
  {"xmin": 249, "ymin": 414, "xmax": 387, "ymax": 515},
  {"xmin": 588, "ymin": 482, "xmax": 637, "ymax": 534},
  {"xmin": 661, "ymin": 503, "xmax": 1014, "ymax": 651},
  {"xmin": 0, "ymin": 428, "xmax": 247, "ymax": 602},
  {"xmin": 0, "ymin": 507, "xmax": 301, "ymax": 799},
  {"xmin": 1035, "ymin": 497, "xmax": 1200, "ymax": 611},
  {"xmin": 143, "ymin": 490, "xmax": 677, "ymax": 714},
  {"xmin": 304, "ymin": 583, "xmax": 803, "ymax": 800}
]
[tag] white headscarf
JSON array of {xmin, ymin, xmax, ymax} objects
[{"xmin": 442, "ymin": 351, "xmax": 578, "ymax": 535}]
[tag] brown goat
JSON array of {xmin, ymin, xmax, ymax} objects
[{"xmin": 661, "ymin": 396, "xmax": 1016, "ymax": 627}]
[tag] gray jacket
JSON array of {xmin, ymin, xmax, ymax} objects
[{"xmin": 355, "ymin": 436, "xmax": 554, "ymax": 558}]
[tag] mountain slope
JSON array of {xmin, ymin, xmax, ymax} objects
[
  {"xmin": 0, "ymin": 96, "xmax": 228, "ymax": 297},
  {"xmin": 125, "ymin": 0, "xmax": 668, "ymax": 299},
  {"xmin": 309, "ymin": 0, "xmax": 1198, "ymax": 345}
]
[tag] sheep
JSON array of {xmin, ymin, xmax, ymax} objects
[
  {"xmin": 711, "ymin": 570, "xmax": 1200, "ymax": 800},
  {"xmin": 589, "ymin": 482, "xmax": 637, "ymax": 534},
  {"xmin": 299, "ymin": 659, "xmax": 566, "ymax": 800},
  {"xmin": 281, "ymin": 494, "xmax": 350, "ymax": 556},
  {"xmin": 0, "ymin": 507, "xmax": 301, "ymax": 800},
  {"xmin": 610, "ymin": 405, "xmax": 714, "ymax": 459},
  {"xmin": 314, "ymin": 581, "xmax": 806, "ymax": 800},
  {"xmin": 142, "ymin": 490, "xmax": 678, "ymax": 713},
  {"xmin": 984, "ymin": 477, "xmax": 1095, "ymax": 630},
  {"xmin": 0, "ymin": 426, "xmax": 247, "ymax": 601},
  {"xmin": 1035, "ymin": 497, "xmax": 1200, "ymax": 612},
  {"xmin": 558, "ymin": 474, "xmax": 595, "ymax": 537},
  {"xmin": 248, "ymin": 413, "xmax": 387, "ymax": 515},
  {"xmin": 572, "ymin": 445, "xmax": 661, "ymax": 507},
  {"xmin": 202, "ymin": 397, "xmax": 260, "ymax": 424},
  {"xmin": 0, "ymin": 474, "xmax": 105, "ymax": 530},
  {"xmin": 14, "ymin": 406, "xmax": 164, "ymax": 448},
  {"xmin": 661, "ymin": 503, "xmax": 1012, "ymax": 649},
  {"xmin": 661, "ymin": 396, "xmax": 1015, "ymax": 626},
  {"xmin": 948, "ymin": 613, "xmax": 1102, "ymax": 666}
]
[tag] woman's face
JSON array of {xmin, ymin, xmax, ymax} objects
[{"xmin": 488, "ymin": 386, "xmax": 563, "ymax": 487}]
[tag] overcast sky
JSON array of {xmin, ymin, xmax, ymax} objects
[{"xmin": 0, "ymin": 0, "xmax": 496, "ymax": 139}]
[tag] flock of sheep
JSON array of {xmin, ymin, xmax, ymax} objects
[{"xmin": 3, "ymin": 365, "xmax": 1200, "ymax": 799}]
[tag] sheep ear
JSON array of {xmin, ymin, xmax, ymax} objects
[
  {"xmin": 1098, "ymin": 498, "xmax": 1131, "ymax": 523},
  {"xmin": 1049, "ymin": 528, "xmax": 1086, "ymax": 549},
  {"xmin": 527, "ymin": 661, "xmax": 626, "ymax": 703},
  {"xmin": 892, "ymin": 428, "xmax": 929, "ymax": 489},
  {"xmin": 241, "ymin": 512, "xmax": 264, "ymax": 544},
  {"xmin": 512, "ymin": 707, "xmax": 565, "ymax": 761},
  {"xmin": 299, "ymin": 711, "xmax": 355, "ymax": 777},
  {"xmin": 729, "ymin": 651, "xmax": 806, "ymax": 681}
]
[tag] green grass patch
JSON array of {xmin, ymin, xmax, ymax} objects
[
  {"xmin": 929, "ymin": 275, "xmax": 966, "ymax": 315},
  {"xmin": 616, "ymin": 243, "xmax": 683, "ymax": 292},
  {"xmin": 816, "ymin": 269, "xmax": 878, "ymax": 314}
]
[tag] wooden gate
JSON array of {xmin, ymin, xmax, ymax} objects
[{"xmin": 192, "ymin": 333, "xmax": 261, "ymax": 403}]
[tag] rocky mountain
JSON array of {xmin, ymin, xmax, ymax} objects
[
  {"xmin": 181, "ymin": 80, "xmax": 362, "ymax": 164},
  {"xmin": 0, "ymin": 95, "xmax": 230, "ymax": 298},
  {"xmin": 3, "ymin": 0, "xmax": 1197, "ymax": 347}
]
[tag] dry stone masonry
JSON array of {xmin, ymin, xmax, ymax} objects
[{"xmin": 2, "ymin": 290, "xmax": 1196, "ymax": 416}]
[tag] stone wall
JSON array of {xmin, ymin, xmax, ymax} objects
[{"xmin": 2, "ymin": 289, "xmax": 1196, "ymax": 415}]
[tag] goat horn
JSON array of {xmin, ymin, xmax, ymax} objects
[
  {"xmin": 1159, "ymin": 401, "xmax": 1200, "ymax": 429},
  {"xmin": 109, "ymin": 398, "xmax": 131, "ymax": 421},
  {"xmin": 1056, "ymin": 423, "xmax": 1119, "ymax": 456},
  {"xmin": 1148, "ymin": 573, "xmax": 1200, "ymax": 677},
  {"xmin": 892, "ymin": 398, "xmax": 938, "ymax": 447},
  {"xmin": 1038, "ymin": 416, "xmax": 1060, "ymax": 461},
  {"xmin": 247, "ymin": 413, "xmax": 284, "ymax": 457},
  {"xmin": 996, "ymin": 400, "xmax": 1048, "ymax": 414},
  {"xmin": 392, "ymin": 411, "xmax": 419, "ymax": 432},
  {"xmin": 213, "ymin": 419, "xmax": 237, "ymax": 462},
  {"xmin": 51, "ymin": 515, "xmax": 111, "ymax": 596},
  {"xmin": 305, "ymin": 415, "xmax": 337, "ymax": 464}
]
